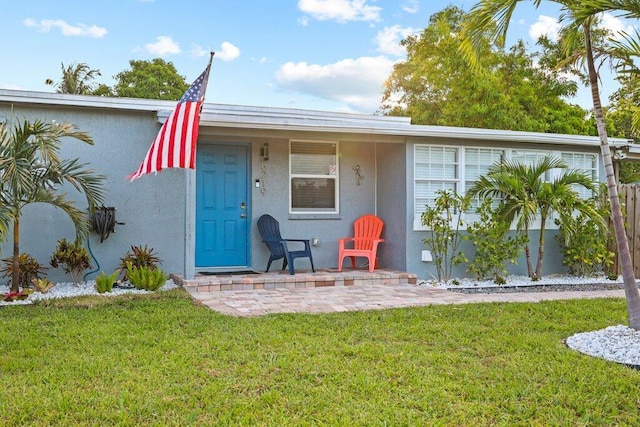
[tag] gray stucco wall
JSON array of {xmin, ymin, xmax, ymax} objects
[
  {"xmin": 248, "ymin": 138, "xmax": 378, "ymax": 272},
  {"xmin": 375, "ymin": 143, "xmax": 406, "ymax": 271},
  {"xmin": 0, "ymin": 104, "xmax": 187, "ymax": 283}
]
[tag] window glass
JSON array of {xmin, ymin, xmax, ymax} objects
[{"xmin": 290, "ymin": 140, "xmax": 338, "ymax": 213}]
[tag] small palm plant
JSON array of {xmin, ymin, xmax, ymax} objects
[
  {"xmin": 467, "ymin": 157, "xmax": 602, "ymax": 280},
  {"xmin": 0, "ymin": 118, "xmax": 105, "ymax": 292}
]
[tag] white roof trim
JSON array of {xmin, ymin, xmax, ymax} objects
[{"xmin": 1, "ymin": 88, "xmax": 633, "ymax": 148}]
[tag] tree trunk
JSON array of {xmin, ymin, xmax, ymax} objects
[
  {"xmin": 535, "ymin": 215, "xmax": 546, "ymax": 280},
  {"xmin": 11, "ymin": 217, "xmax": 20, "ymax": 293},
  {"xmin": 524, "ymin": 227, "xmax": 534, "ymax": 278},
  {"xmin": 584, "ymin": 24, "xmax": 640, "ymax": 329}
]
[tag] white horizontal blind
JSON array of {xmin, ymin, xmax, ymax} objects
[
  {"xmin": 290, "ymin": 140, "xmax": 338, "ymax": 213},
  {"xmin": 561, "ymin": 152, "xmax": 598, "ymax": 199},
  {"xmin": 465, "ymin": 148, "xmax": 504, "ymax": 208},
  {"xmin": 291, "ymin": 141, "xmax": 337, "ymax": 175},
  {"xmin": 415, "ymin": 146, "xmax": 458, "ymax": 217}
]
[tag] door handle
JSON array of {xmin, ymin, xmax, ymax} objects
[{"xmin": 240, "ymin": 213, "xmax": 247, "ymax": 218}]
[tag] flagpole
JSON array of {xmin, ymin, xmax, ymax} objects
[{"xmin": 203, "ymin": 52, "xmax": 215, "ymax": 102}]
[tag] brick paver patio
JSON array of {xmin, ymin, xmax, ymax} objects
[{"xmin": 183, "ymin": 279, "xmax": 625, "ymax": 317}]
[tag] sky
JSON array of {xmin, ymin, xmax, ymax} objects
[{"xmin": 1, "ymin": 0, "xmax": 637, "ymax": 115}]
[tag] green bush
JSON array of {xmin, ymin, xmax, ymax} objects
[
  {"xmin": 126, "ymin": 263, "xmax": 168, "ymax": 291},
  {"xmin": 95, "ymin": 270, "xmax": 120, "ymax": 294},
  {"xmin": 555, "ymin": 207, "xmax": 613, "ymax": 277},
  {"xmin": 119, "ymin": 245, "xmax": 162, "ymax": 280},
  {"xmin": 466, "ymin": 199, "xmax": 527, "ymax": 283},
  {"xmin": 50, "ymin": 239, "xmax": 91, "ymax": 285}
]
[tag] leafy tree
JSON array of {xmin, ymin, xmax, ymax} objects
[
  {"xmin": 91, "ymin": 83, "xmax": 115, "ymax": 97},
  {"xmin": 420, "ymin": 190, "xmax": 470, "ymax": 282},
  {"xmin": 45, "ymin": 62, "xmax": 102, "ymax": 95},
  {"xmin": 112, "ymin": 58, "xmax": 189, "ymax": 100},
  {"xmin": 461, "ymin": 0, "xmax": 640, "ymax": 331},
  {"xmin": 467, "ymin": 157, "xmax": 601, "ymax": 280},
  {"xmin": 605, "ymin": 72, "xmax": 640, "ymax": 183},
  {"xmin": 0, "ymin": 118, "xmax": 106, "ymax": 292},
  {"xmin": 381, "ymin": 6, "xmax": 590, "ymax": 134}
]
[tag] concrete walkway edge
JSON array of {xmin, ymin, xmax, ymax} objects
[{"xmin": 186, "ymin": 284, "xmax": 626, "ymax": 317}]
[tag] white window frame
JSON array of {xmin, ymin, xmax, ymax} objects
[
  {"xmin": 413, "ymin": 145, "xmax": 599, "ymax": 230},
  {"xmin": 561, "ymin": 152, "xmax": 599, "ymax": 199},
  {"xmin": 289, "ymin": 139, "xmax": 339, "ymax": 215},
  {"xmin": 414, "ymin": 145, "xmax": 460, "ymax": 225}
]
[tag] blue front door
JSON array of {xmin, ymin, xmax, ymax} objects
[{"xmin": 195, "ymin": 144, "xmax": 249, "ymax": 268}]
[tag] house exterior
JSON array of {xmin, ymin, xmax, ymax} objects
[{"xmin": 0, "ymin": 88, "xmax": 635, "ymax": 282}]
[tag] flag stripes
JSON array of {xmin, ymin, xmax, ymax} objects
[{"xmin": 128, "ymin": 54, "xmax": 213, "ymax": 181}]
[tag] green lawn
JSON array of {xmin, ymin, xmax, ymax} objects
[{"xmin": 0, "ymin": 289, "xmax": 638, "ymax": 426}]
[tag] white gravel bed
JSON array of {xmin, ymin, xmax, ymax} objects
[
  {"xmin": 0, "ymin": 279, "xmax": 178, "ymax": 306},
  {"xmin": 567, "ymin": 325, "xmax": 640, "ymax": 368},
  {"xmin": 421, "ymin": 273, "xmax": 625, "ymax": 289}
]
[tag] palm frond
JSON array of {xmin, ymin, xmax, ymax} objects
[
  {"xmin": 33, "ymin": 189, "xmax": 90, "ymax": 241},
  {"xmin": 56, "ymin": 158, "xmax": 106, "ymax": 209}
]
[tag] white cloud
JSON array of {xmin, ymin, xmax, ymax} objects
[
  {"xmin": 275, "ymin": 55, "xmax": 395, "ymax": 112},
  {"xmin": 191, "ymin": 44, "xmax": 210, "ymax": 58},
  {"xmin": 145, "ymin": 36, "xmax": 181, "ymax": 56},
  {"xmin": 23, "ymin": 18, "xmax": 107, "ymax": 38},
  {"xmin": 530, "ymin": 12, "xmax": 636, "ymax": 43},
  {"xmin": 599, "ymin": 12, "xmax": 636, "ymax": 40},
  {"xmin": 529, "ymin": 15, "xmax": 562, "ymax": 42},
  {"xmin": 402, "ymin": 0, "xmax": 419, "ymax": 14},
  {"xmin": 298, "ymin": 0, "xmax": 381, "ymax": 23},
  {"xmin": 375, "ymin": 25, "xmax": 417, "ymax": 56},
  {"xmin": 216, "ymin": 42, "xmax": 240, "ymax": 61}
]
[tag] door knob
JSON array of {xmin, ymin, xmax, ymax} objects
[{"xmin": 240, "ymin": 213, "xmax": 247, "ymax": 218}]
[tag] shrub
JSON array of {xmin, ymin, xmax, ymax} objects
[
  {"xmin": 466, "ymin": 199, "xmax": 527, "ymax": 284},
  {"xmin": 119, "ymin": 245, "xmax": 162, "ymax": 280},
  {"xmin": 50, "ymin": 239, "xmax": 91, "ymax": 285},
  {"xmin": 555, "ymin": 204, "xmax": 613, "ymax": 277},
  {"xmin": 421, "ymin": 190, "xmax": 470, "ymax": 282},
  {"xmin": 126, "ymin": 263, "xmax": 168, "ymax": 291},
  {"xmin": 1, "ymin": 253, "xmax": 47, "ymax": 289},
  {"xmin": 95, "ymin": 270, "xmax": 120, "ymax": 294},
  {"xmin": 31, "ymin": 278, "xmax": 55, "ymax": 294}
]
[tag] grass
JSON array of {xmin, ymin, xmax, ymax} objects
[{"xmin": 0, "ymin": 289, "xmax": 639, "ymax": 426}]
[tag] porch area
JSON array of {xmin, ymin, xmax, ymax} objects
[{"xmin": 172, "ymin": 268, "xmax": 418, "ymax": 293}]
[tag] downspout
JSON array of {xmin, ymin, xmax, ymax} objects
[{"xmin": 374, "ymin": 138, "xmax": 378, "ymax": 216}]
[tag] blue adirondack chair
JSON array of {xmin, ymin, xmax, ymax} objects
[{"xmin": 257, "ymin": 214, "xmax": 315, "ymax": 275}]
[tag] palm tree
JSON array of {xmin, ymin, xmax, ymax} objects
[
  {"xmin": 45, "ymin": 63, "xmax": 102, "ymax": 95},
  {"xmin": 468, "ymin": 157, "xmax": 601, "ymax": 280},
  {"xmin": 0, "ymin": 118, "xmax": 106, "ymax": 292},
  {"xmin": 461, "ymin": 0, "xmax": 640, "ymax": 329}
]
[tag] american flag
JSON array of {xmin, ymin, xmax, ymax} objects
[{"xmin": 128, "ymin": 54, "xmax": 213, "ymax": 181}]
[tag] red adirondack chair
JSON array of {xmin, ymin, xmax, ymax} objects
[{"xmin": 338, "ymin": 214, "xmax": 384, "ymax": 272}]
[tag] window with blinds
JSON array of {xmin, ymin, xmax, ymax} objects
[
  {"xmin": 561, "ymin": 152, "xmax": 598, "ymax": 199},
  {"xmin": 465, "ymin": 148, "xmax": 505, "ymax": 208},
  {"xmin": 413, "ymin": 144, "xmax": 600, "ymax": 230},
  {"xmin": 414, "ymin": 146, "xmax": 459, "ymax": 217},
  {"xmin": 290, "ymin": 140, "xmax": 338, "ymax": 213}
]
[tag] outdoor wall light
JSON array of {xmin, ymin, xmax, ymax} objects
[{"xmin": 260, "ymin": 143, "xmax": 269, "ymax": 161}]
